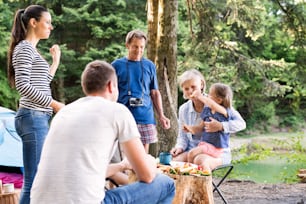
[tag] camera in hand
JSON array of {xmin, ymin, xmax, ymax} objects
[{"xmin": 129, "ymin": 97, "xmax": 144, "ymax": 107}]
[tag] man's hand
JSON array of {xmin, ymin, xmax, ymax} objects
[
  {"xmin": 119, "ymin": 157, "xmax": 132, "ymax": 171},
  {"xmin": 187, "ymin": 146, "xmax": 203, "ymax": 163},
  {"xmin": 159, "ymin": 115, "xmax": 171, "ymax": 129},
  {"xmin": 204, "ymin": 117, "xmax": 223, "ymax": 132}
]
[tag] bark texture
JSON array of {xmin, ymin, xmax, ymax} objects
[
  {"xmin": 168, "ymin": 174, "xmax": 214, "ymax": 204},
  {"xmin": 147, "ymin": 0, "xmax": 178, "ymax": 156}
]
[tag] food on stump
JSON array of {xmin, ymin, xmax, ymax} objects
[{"xmin": 157, "ymin": 162, "xmax": 210, "ymax": 176}]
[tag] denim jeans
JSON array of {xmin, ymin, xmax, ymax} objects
[
  {"xmin": 15, "ymin": 108, "xmax": 51, "ymax": 204},
  {"xmin": 103, "ymin": 173, "xmax": 175, "ymax": 204}
]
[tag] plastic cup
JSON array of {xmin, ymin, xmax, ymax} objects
[
  {"xmin": 159, "ymin": 152, "xmax": 172, "ymax": 165},
  {"xmin": 3, "ymin": 183, "xmax": 14, "ymax": 193}
]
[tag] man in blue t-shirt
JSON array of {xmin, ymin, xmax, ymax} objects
[{"xmin": 112, "ymin": 30, "xmax": 170, "ymax": 153}]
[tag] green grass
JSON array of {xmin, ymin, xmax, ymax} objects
[{"xmin": 228, "ymin": 131, "xmax": 306, "ymax": 184}]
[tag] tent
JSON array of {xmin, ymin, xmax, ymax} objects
[{"xmin": 0, "ymin": 106, "xmax": 23, "ymax": 168}]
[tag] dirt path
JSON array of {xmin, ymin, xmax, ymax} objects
[
  {"xmin": 213, "ymin": 132, "xmax": 306, "ymax": 204},
  {"xmin": 213, "ymin": 180, "xmax": 306, "ymax": 204}
]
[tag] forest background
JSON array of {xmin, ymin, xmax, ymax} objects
[{"xmin": 0, "ymin": 0, "xmax": 305, "ymax": 155}]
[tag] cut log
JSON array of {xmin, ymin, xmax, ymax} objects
[
  {"xmin": 167, "ymin": 174, "xmax": 214, "ymax": 204},
  {"xmin": 127, "ymin": 170, "xmax": 214, "ymax": 204},
  {"xmin": 298, "ymin": 169, "xmax": 306, "ymax": 174},
  {"xmin": 297, "ymin": 169, "xmax": 306, "ymax": 183}
]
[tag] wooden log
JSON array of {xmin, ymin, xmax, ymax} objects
[
  {"xmin": 298, "ymin": 169, "xmax": 306, "ymax": 174},
  {"xmin": 127, "ymin": 170, "xmax": 214, "ymax": 204},
  {"xmin": 0, "ymin": 191, "xmax": 20, "ymax": 204},
  {"xmin": 297, "ymin": 169, "xmax": 306, "ymax": 183},
  {"xmin": 167, "ymin": 174, "xmax": 214, "ymax": 204}
]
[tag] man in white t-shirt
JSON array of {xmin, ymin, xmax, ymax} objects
[{"xmin": 30, "ymin": 60, "xmax": 175, "ymax": 204}]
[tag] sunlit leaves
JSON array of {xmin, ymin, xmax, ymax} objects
[{"xmin": 227, "ymin": 0, "xmax": 267, "ymax": 41}]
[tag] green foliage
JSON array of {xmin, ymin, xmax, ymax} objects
[
  {"xmin": 0, "ymin": 2, "xmax": 13, "ymax": 69},
  {"xmin": 278, "ymin": 134, "xmax": 306, "ymax": 183},
  {"xmin": 247, "ymin": 102, "xmax": 276, "ymax": 131},
  {"xmin": 0, "ymin": 69, "xmax": 19, "ymax": 110},
  {"xmin": 232, "ymin": 143, "xmax": 274, "ymax": 164},
  {"xmin": 0, "ymin": 0, "xmax": 147, "ymax": 106},
  {"xmin": 0, "ymin": 0, "xmax": 304, "ymax": 132},
  {"xmin": 0, "ymin": 3, "xmax": 18, "ymax": 109},
  {"xmin": 53, "ymin": 0, "xmax": 146, "ymax": 103},
  {"xmin": 232, "ymin": 133, "xmax": 306, "ymax": 183},
  {"xmin": 227, "ymin": 0, "xmax": 267, "ymax": 41},
  {"xmin": 178, "ymin": 0, "xmax": 305, "ymax": 131},
  {"xmin": 279, "ymin": 115, "xmax": 304, "ymax": 130}
]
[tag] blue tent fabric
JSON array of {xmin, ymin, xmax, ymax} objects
[{"xmin": 0, "ymin": 107, "xmax": 23, "ymax": 167}]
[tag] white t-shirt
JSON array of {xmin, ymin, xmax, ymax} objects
[{"xmin": 31, "ymin": 96, "xmax": 140, "ymax": 204}]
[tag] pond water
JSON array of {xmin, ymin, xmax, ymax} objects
[{"xmin": 233, "ymin": 156, "xmax": 302, "ymax": 183}]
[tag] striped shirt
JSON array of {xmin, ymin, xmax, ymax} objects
[{"xmin": 12, "ymin": 40, "xmax": 53, "ymax": 115}]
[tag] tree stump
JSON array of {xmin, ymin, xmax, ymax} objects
[
  {"xmin": 297, "ymin": 169, "xmax": 306, "ymax": 183},
  {"xmin": 127, "ymin": 170, "xmax": 214, "ymax": 204},
  {"xmin": 167, "ymin": 174, "xmax": 214, "ymax": 204}
]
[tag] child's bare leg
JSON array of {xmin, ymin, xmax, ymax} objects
[
  {"xmin": 172, "ymin": 151, "xmax": 188, "ymax": 162},
  {"xmin": 143, "ymin": 143, "xmax": 149, "ymax": 153},
  {"xmin": 187, "ymin": 146, "xmax": 203, "ymax": 163},
  {"xmin": 193, "ymin": 154, "xmax": 222, "ymax": 173}
]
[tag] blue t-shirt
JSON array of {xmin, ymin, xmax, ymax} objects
[
  {"xmin": 200, "ymin": 106, "xmax": 230, "ymax": 148},
  {"xmin": 111, "ymin": 57, "xmax": 158, "ymax": 124}
]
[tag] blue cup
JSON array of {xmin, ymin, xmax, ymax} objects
[{"xmin": 159, "ymin": 152, "xmax": 172, "ymax": 165}]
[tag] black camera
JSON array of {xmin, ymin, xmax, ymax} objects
[{"xmin": 129, "ymin": 97, "xmax": 144, "ymax": 107}]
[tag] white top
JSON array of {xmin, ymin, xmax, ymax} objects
[{"xmin": 31, "ymin": 96, "xmax": 140, "ymax": 204}]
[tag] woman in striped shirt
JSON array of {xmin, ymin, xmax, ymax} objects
[{"xmin": 7, "ymin": 5, "xmax": 64, "ymax": 204}]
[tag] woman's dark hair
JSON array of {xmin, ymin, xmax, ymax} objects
[{"xmin": 7, "ymin": 5, "xmax": 48, "ymax": 87}]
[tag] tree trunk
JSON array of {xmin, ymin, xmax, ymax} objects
[
  {"xmin": 168, "ymin": 174, "xmax": 214, "ymax": 204},
  {"xmin": 51, "ymin": 71, "xmax": 65, "ymax": 104},
  {"xmin": 128, "ymin": 171, "xmax": 214, "ymax": 204},
  {"xmin": 147, "ymin": 0, "xmax": 178, "ymax": 157}
]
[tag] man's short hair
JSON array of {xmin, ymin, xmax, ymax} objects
[
  {"xmin": 125, "ymin": 30, "xmax": 147, "ymax": 44},
  {"xmin": 81, "ymin": 60, "xmax": 116, "ymax": 95}
]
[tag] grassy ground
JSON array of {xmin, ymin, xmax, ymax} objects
[
  {"xmin": 229, "ymin": 130, "xmax": 306, "ymax": 184},
  {"xmin": 211, "ymin": 130, "xmax": 306, "ymax": 203}
]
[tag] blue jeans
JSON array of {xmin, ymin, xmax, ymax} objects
[
  {"xmin": 15, "ymin": 108, "xmax": 51, "ymax": 204},
  {"xmin": 103, "ymin": 173, "xmax": 175, "ymax": 204}
]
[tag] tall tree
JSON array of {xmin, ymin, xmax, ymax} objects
[
  {"xmin": 180, "ymin": 0, "xmax": 305, "ymax": 130},
  {"xmin": 147, "ymin": 0, "xmax": 178, "ymax": 155}
]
